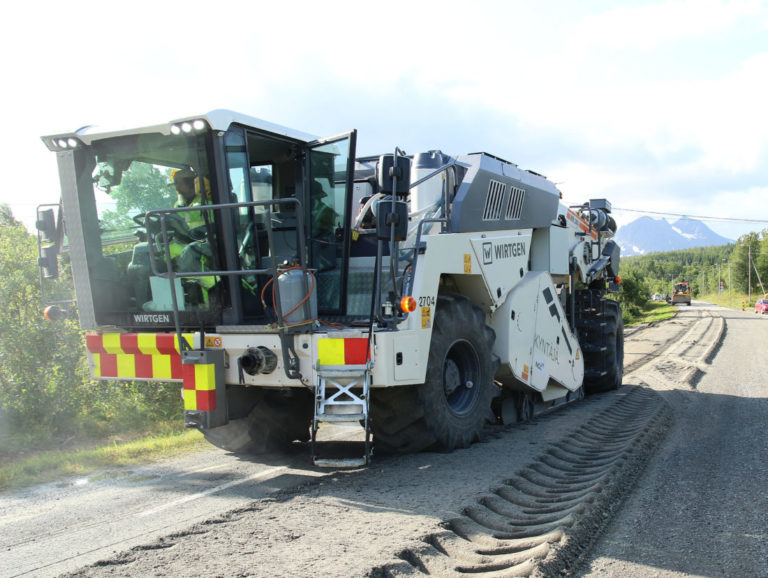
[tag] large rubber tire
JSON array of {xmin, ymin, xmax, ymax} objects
[
  {"xmin": 370, "ymin": 294, "xmax": 499, "ymax": 454},
  {"xmin": 202, "ymin": 388, "xmax": 313, "ymax": 453},
  {"xmin": 579, "ymin": 299, "xmax": 624, "ymax": 393}
]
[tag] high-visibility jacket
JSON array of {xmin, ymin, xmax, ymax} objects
[{"xmin": 174, "ymin": 195, "xmax": 207, "ymax": 230}]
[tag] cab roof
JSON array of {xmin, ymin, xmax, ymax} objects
[{"xmin": 42, "ymin": 109, "xmax": 318, "ymax": 150}]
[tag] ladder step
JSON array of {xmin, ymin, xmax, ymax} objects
[
  {"xmin": 316, "ymin": 365, "xmax": 369, "ymax": 378},
  {"xmin": 313, "ymin": 457, "xmax": 368, "ymax": 468},
  {"xmin": 316, "ymin": 413, "xmax": 366, "ymax": 422}
]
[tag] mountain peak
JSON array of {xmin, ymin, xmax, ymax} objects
[{"xmin": 616, "ymin": 217, "xmax": 732, "ymax": 256}]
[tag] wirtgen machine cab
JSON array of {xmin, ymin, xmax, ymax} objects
[{"xmin": 40, "ymin": 110, "xmax": 622, "ymax": 467}]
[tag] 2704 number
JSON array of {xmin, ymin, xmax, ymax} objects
[{"xmin": 418, "ymin": 296, "xmax": 436, "ymax": 308}]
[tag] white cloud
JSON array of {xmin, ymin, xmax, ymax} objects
[
  {"xmin": 2, "ymin": 0, "xmax": 768, "ymax": 245},
  {"xmin": 565, "ymin": 0, "xmax": 764, "ymax": 52}
]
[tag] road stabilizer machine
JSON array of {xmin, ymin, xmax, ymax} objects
[
  {"xmin": 671, "ymin": 281, "xmax": 692, "ymax": 306},
  {"xmin": 39, "ymin": 110, "xmax": 623, "ymax": 466}
]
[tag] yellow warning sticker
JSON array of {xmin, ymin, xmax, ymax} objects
[
  {"xmin": 421, "ymin": 306, "xmax": 432, "ymax": 329},
  {"xmin": 522, "ymin": 364, "xmax": 529, "ymax": 382},
  {"xmin": 205, "ymin": 336, "xmax": 223, "ymax": 348},
  {"xmin": 464, "ymin": 254, "xmax": 472, "ymax": 274}
]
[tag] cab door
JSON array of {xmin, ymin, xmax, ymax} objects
[{"xmin": 306, "ymin": 131, "xmax": 356, "ymax": 315}]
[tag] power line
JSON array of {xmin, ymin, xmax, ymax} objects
[{"xmin": 612, "ymin": 207, "xmax": 768, "ymax": 224}]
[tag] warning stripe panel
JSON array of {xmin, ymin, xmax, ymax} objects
[
  {"xmin": 93, "ymin": 352, "xmax": 184, "ymax": 380},
  {"xmin": 182, "ymin": 389, "xmax": 216, "ymax": 412},
  {"xmin": 88, "ymin": 332, "xmax": 218, "ymax": 414},
  {"xmin": 87, "ymin": 332, "xmax": 190, "ymax": 381},
  {"xmin": 86, "ymin": 332, "xmax": 192, "ymax": 355},
  {"xmin": 317, "ymin": 338, "xmax": 369, "ymax": 365},
  {"xmin": 181, "ymin": 362, "xmax": 216, "ymax": 411}
]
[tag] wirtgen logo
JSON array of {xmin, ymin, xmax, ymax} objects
[
  {"xmin": 482, "ymin": 241, "xmax": 527, "ymax": 265},
  {"xmin": 133, "ymin": 313, "xmax": 171, "ymax": 324},
  {"xmin": 482, "ymin": 242, "xmax": 493, "ymax": 264}
]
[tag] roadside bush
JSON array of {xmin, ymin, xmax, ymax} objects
[
  {"xmin": 0, "ymin": 207, "xmax": 183, "ymax": 448},
  {"xmin": 617, "ymin": 272, "xmax": 649, "ymax": 309}
]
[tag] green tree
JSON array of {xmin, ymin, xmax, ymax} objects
[
  {"xmin": 0, "ymin": 205, "xmax": 88, "ymax": 439},
  {"xmin": 0, "ymin": 205, "xmax": 183, "ymax": 444},
  {"xmin": 99, "ymin": 163, "xmax": 174, "ymax": 231},
  {"xmin": 616, "ymin": 270, "xmax": 648, "ymax": 309},
  {"xmin": 731, "ymin": 231, "xmax": 762, "ymax": 294}
]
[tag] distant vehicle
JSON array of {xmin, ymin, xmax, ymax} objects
[
  {"xmin": 671, "ymin": 282, "xmax": 691, "ymax": 306},
  {"xmin": 652, "ymin": 293, "xmax": 663, "ymax": 301},
  {"xmin": 755, "ymin": 299, "xmax": 768, "ymax": 314}
]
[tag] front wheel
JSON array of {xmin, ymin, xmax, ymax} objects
[
  {"xmin": 371, "ymin": 294, "xmax": 499, "ymax": 454},
  {"xmin": 577, "ymin": 297, "xmax": 624, "ymax": 393}
]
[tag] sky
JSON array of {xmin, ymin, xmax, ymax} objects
[{"xmin": 2, "ymin": 0, "xmax": 767, "ymax": 240}]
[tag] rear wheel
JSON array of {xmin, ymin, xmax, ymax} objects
[
  {"xmin": 371, "ymin": 294, "xmax": 499, "ymax": 454},
  {"xmin": 202, "ymin": 388, "xmax": 313, "ymax": 453}
]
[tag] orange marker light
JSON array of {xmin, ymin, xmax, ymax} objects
[
  {"xmin": 43, "ymin": 305, "xmax": 63, "ymax": 321},
  {"xmin": 400, "ymin": 296, "xmax": 417, "ymax": 313},
  {"xmin": 615, "ymin": 276, "xmax": 622, "ymax": 285}
]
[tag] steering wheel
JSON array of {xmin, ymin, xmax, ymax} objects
[{"xmin": 133, "ymin": 212, "xmax": 195, "ymax": 243}]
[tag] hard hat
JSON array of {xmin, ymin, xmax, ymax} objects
[{"xmin": 169, "ymin": 168, "xmax": 196, "ymax": 185}]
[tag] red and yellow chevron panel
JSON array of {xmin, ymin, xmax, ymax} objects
[
  {"xmin": 85, "ymin": 332, "xmax": 193, "ymax": 380},
  {"xmin": 182, "ymin": 362, "xmax": 217, "ymax": 411},
  {"xmin": 317, "ymin": 337, "xmax": 369, "ymax": 366}
]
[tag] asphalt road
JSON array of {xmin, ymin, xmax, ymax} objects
[
  {"xmin": 2, "ymin": 302, "xmax": 765, "ymax": 577},
  {"xmin": 581, "ymin": 302, "xmax": 768, "ymax": 576},
  {"xmin": 0, "ymin": 432, "xmax": 351, "ymax": 577}
]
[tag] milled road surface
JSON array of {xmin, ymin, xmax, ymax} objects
[
  {"xmin": 2, "ymin": 301, "xmax": 764, "ymax": 577},
  {"xmin": 580, "ymin": 303, "xmax": 768, "ymax": 577}
]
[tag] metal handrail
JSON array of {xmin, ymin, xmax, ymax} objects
[{"xmin": 145, "ymin": 198, "xmax": 309, "ymax": 376}]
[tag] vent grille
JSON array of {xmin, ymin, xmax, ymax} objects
[
  {"xmin": 482, "ymin": 180, "xmax": 507, "ymax": 221},
  {"xmin": 505, "ymin": 186, "xmax": 525, "ymax": 220}
]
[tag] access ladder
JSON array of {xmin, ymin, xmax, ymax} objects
[{"xmin": 312, "ymin": 363, "xmax": 372, "ymax": 468}]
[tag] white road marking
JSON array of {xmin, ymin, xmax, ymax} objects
[{"xmin": 136, "ymin": 466, "xmax": 288, "ymax": 518}]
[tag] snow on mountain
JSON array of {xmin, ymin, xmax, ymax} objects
[{"xmin": 615, "ymin": 217, "xmax": 732, "ymax": 257}]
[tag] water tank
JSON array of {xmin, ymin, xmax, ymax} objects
[
  {"xmin": 278, "ymin": 269, "xmax": 317, "ymax": 325},
  {"xmin": 411, "ymin": 150, "xmax": 449, "ymax": 214}
]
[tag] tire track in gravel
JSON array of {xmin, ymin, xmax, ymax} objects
[
  {"xmin": 372, "ymin": 306, "xmax": 723, "ymax": 577},
  {"xmin": 631, "ymin": 308, "xmax": 725, "ymax": 391},
  {"xmin": 51, "ymin": 308, "xmax": 722, "ymax": 578},
  {"xmin": 370, "ymin": 386, "xmax": 671, "ymax": 577},
  {"xmin": 623, "ymin": 307, "xmax": 702, "ymax": 374}
]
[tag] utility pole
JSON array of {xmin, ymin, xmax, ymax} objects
[
  {"xmin": 718, "ymin": 261, "xmax": 722, "ymax": 294},
  {"xmin": 749, "ymin": 245, "xmax": 752, "ymax": 303}
]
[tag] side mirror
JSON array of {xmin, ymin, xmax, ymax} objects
[
  {"xmin": 36, "ymin": 208, "xmax": 57, "ymax": 243},
  {"xmin": 39, "ymin": 244, "xmax": 59, "ymax": 279},
  {"xmin": 376, "ymin": 155, "xmax": 411, "ymax": 196},
  {"xmin": 376, "ymin": 199, "xmax": 409, "ymax": 242}
]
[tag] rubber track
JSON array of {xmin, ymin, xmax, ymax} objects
[{"xmin": 370, "ymin": 386, "xmax": 671, "ymax": 577}]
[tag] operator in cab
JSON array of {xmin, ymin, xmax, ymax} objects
[
  {"xmin": 171, "ymin": 168, "xmax": 208, "ymax": 229},
  {"xmin": 168, "ymin": 168, "xmax": 216, "ymax": 305}
]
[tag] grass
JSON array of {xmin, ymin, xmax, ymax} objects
[
  {"xmin": 0, "ymin": 427, "xmax": 207, "ymax": 493},
  {"xmin": 623, "ymin": 300, "xmax": 677, "ymax": 326},
  {"xmin": 696, "ymin": 291, "xmax": 766, "ymax": 311}
]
